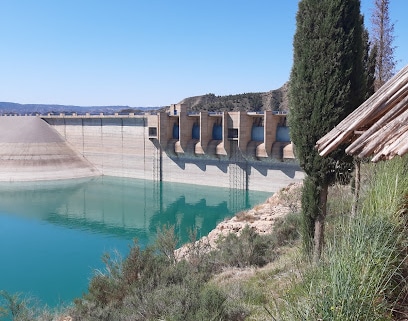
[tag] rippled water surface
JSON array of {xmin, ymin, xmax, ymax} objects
[{"xmin": 0, "ymin": 177, "xmax": 270, "ymax": 307}]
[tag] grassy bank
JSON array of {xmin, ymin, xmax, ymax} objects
[{"xmin": 268, "ymin": 156, "xmax": 408, "ymax": 320}]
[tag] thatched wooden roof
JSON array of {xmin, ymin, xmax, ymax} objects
[{"xmin": 316, "ymin": 65, "xmax": 408, "ymax": 162}]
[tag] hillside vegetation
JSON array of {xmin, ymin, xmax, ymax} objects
[{"xmin": 178, "ymin": 83, "xmax": 288, "ymax": 113}]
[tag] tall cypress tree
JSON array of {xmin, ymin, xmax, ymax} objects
[{"xmin": 289, "ymin": 0, "xmax": 366, "ymax": 262}]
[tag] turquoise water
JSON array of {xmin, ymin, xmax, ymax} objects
[{"xmin": 0, "ymin": 176, "xmax": 270, "ymax": 307}]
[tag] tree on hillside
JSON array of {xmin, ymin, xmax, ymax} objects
[
  {"xmin": 288, "ymin": 0, "xmax": 366, "ymax": 262},
  {"xmin": 371, "ymin": 0, "xmax": 396, "ymax": 90}
]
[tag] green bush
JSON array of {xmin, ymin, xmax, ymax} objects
[
  {"xmin": 71, "ymin": 224, "xmax": 251, "ymax": 321},
  {"xmin": 0, "ymin": 291, "xmax": 54, "ymax": 321},
  {"xmin": 214, "ymin": 226, "xmax": 271, "ymax": 268},
  {"xmin": 271, "ymin": 211, "xmax": 302, "ymax": 247}
]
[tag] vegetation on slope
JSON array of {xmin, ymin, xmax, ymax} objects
[
  {"xmin": 270, "ymin": 157, "xmax": 408, "ymax": 320},
  {"xmin": 178, "ymin": 83, "xmax": 288, "ymax": 113}
]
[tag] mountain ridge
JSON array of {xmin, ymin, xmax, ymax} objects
[
  {"xmin": 0, "ymin": 102, "xmax": 160, "ymax": 115},
  {"xmin": 1, "ymin": 83, "xmax": 289, "ymax": 115},
  {"xmin": 178, "ymin": 83, "xmax": 288, "ymax": 112}
]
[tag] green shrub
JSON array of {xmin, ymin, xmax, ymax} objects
[
  {"xmin": 271, "ymin": 211, "xmax": 302, "ymax": 247},
  {"xmin": 0, "ymin": 291, "xmax": 54, "ymax": 321},
  {"xmin": 71, "ymin": 224, "xmax": 251, "ymax": 321},
  {"xmin": 214, "ymin": 226, "xmax": 271, "ymax": 268}
]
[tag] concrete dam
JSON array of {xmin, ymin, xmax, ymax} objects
[{"xmin": 0, "ymin": 104, "xmax": 304, "ymax": 192}]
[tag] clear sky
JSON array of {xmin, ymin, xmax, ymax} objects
[{"xmin": 0, "ymin": 1, "xmax": 407, "ymax": 107}]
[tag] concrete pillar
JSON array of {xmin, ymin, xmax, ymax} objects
[
  {"xmin": 196, "ymin": 112, "xmax": 209, "ymax": 154},
  {"xmin": 270, "ymin": 115, "xmax": 284, "ymax": 160},
  {"xmin": 238, "ymin": 112, "xmax": 252, "ymax": 153},
  {"xmin": 204, "ymin": 113, "xmax": 223, "ymax": 157},
  {"xmin": 256, "ymin": 111, "xmax": 276, "ymax": 158},
  {"xmin": 157, "ymin": 111, "xmax": 175, "ymax": 149},
  {"xmin": 177, "ymin": 109, "xmax": 196, "ymax": 155},
  {"xmin": 213, "ymin": 112, "xmax": 228, "ymax": 157}
]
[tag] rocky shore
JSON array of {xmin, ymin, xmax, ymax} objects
[{"xmin": 175, "ymin": 182, "xmax": 302, "ymax": 259}]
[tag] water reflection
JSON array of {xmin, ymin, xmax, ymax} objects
[
  {"xmin": 0, "ymin": 177, "xmax": 269, "ymax": 306},
  {"xmin": 0, "ymin": 177, "xmax": 268, "ymax": 245}
]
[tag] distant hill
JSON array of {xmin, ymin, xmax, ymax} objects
[
  {"xmin": 178, "ymin": 83, "xmax": 288, "ymax": 113},
  {"xmin": 0, "ymin": 102, "xmax": 161, "ymax": 115},
  {"xmin": 1, "ymin": 83, "xmax": 289, "ymax": 115}
]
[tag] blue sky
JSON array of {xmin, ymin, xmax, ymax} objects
[{"xmin": 0, "ymin": 1, "xmax": 407, "ymax": 107}]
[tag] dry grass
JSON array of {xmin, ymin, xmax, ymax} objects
[{"xmin": 212, "ymin": 244, "xmax": 303, "ymax": 321}]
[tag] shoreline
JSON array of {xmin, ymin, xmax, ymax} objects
[{"xmin": 175, "ymin": 182, "xmax": 302, "ymax": 259}]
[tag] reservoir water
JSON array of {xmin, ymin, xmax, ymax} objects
[{"xmin": 0, "ymin": 176, "xmax": 270, "ymax": 307}]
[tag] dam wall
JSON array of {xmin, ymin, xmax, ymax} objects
[
  {"xmin": 42, "ymin": 108, "xmax": 304, "ymax": 193},
  {"xmin": 45, "ymin": 116, "xmax": 153, "ymax": 179},
  {"xmin": 0, "ymin": 116, "xmax": 99, "ymax": 181}
]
